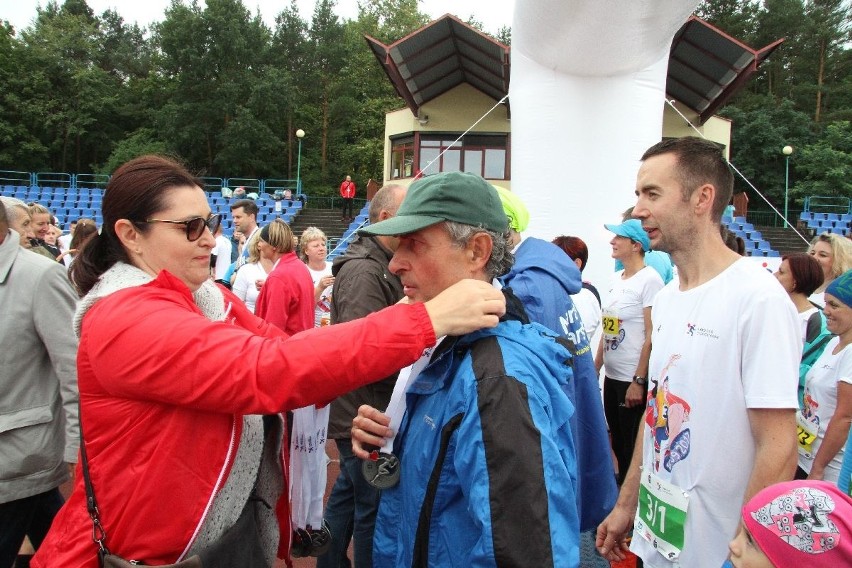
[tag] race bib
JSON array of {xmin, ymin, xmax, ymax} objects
[
  {"xmin": 796, "ymin": 412, "xmax": 818, "ymax": 453},
  {"xmin": 635, "ymin": 470, "xmax": 689, "ymax": 561},
  {"xmin": 602, "ymin": 308, "xmax": 620, "ymax": 337}
]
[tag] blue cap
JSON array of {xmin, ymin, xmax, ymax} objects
[{"xmin": 604, "ymin": 219, "xmax": 650, "ymax": 252}]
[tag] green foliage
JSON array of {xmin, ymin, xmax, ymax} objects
[
  {"xmin": 700, "ymin": 0, "xmax": 852, "ymax": 205},
  {"xmin": 795, "ymin": 121, "xmax": 852, "ymax": 199},
  {"xmin": 98, "ymin": 128, "xmax": 168, "ymax": 174}
]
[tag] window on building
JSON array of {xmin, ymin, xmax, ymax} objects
[
  {"xmin": 390, "ymin": 137, "xmax": 415, "ymax": 179},
  {"xmin": 391, "ymin": 134, "xmax": 508, "ymax": 180},
  {"xmin": 419, "ymin": 134, "xmax": 507, "ymax": 179}
]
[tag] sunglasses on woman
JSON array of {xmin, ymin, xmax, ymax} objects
[{"xmin": 143, "ymin": 214, "xmax": 221, "ymax": 241}]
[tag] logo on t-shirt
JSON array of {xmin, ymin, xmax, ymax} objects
[
  {"xmin": 646, "ymin": 355, "xmax": 692, "ymax": 473},
  {"xmin": 685, "ymin": 322, "xmax": 719, "ymax": 340}
]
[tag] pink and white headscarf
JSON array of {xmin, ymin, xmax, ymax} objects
[{"xmin": 743, "ymin": 480, "xmax": 852, "ymax": 566}]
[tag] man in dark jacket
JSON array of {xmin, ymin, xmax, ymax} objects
[{"xmin": 317, "ymin": 183, "xmax": 406, "ymax": 568}]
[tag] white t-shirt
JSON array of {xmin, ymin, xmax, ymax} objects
[
  {"xmin": 798, "ymin": 306, "xmax": 819, "ymax": 343},
  {"xmin": 601, "ymin": 266, "xmax": 664, "ymax": 381},
  {"xmin": 632, "ymin": 258, "xmax": 800, "ymax": 568},
  {"xmin": 231, "ymin": 262, "xmax": 267, "ymax": 314},
  {"xmin": 212, "ymin": 235, "xmax": 233, "ymax": 280},
  {"xmin": 809, "ymin": 291, "xmax": 826, "ymax": 309},
  {"xmin": 798, "ymin": 337, "xmax": 852, "ymax": 482},
  {"xmin": 307, "ymin": 263, "xmax": 332, "ymax": 328},
  {"xmin": 572, "ymin": 286, "xmax": 601, "ymax": 339},
  {"xmin": 58, "ymin": 232, "xmax": 72, "ymax": 253}
]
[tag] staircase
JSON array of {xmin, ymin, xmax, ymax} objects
[
  {"xmin": 289, "ymin": 207, "xmax": 351, "ymax": 242},
  {"xmin": 756, "ymin": 225, "xmax": 811, "ymax": 257}
]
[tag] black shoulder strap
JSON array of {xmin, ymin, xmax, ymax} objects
[
  {"xmin": 805, "ymin": 310, "xmax": 823, "ymax": 344},
  {"xmin": 582, "ymin": 281, "xmax": 602, "ymax": 307},
  {"xmin": 78, "ymin": 403, "xmax": 111, "ymax": 558}
]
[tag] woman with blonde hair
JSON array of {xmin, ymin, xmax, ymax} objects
[
  {"xmin": 231, "ymin": 231, "xmax": 272, "ymax": 313},
  {"xmin": 300, "ymin": 226, "xmax": 334, "ymax": 327},
  {"xmin": 254, "ymin": 219, "xmax": 314, "ymax": 336},
  {"xmin": 808, "ymin": 232, "xmax": 852, "ymax": 307}
]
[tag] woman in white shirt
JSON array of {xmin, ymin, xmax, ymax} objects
[
  {"xmin": 231, "ymin": 231, "xmax": 272, "ymax": 313},
  {"xmin": 300, "ymin": 227, "xmax": 334, "ymax": 328},
  {"xmin": 595, "ymin": 219, "xmax": 664, "ymax": 484},
  {"xmin": 798, "ymin": 269, "xmax": 852, "ymax": 483}
]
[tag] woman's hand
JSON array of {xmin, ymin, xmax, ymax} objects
[
  {"xmin": 625, "ymin": 382, "xmax": 645, "ymax": 408},
  {"xmin": 351, "ymin": 405, "xmax": 393, "ymax": 459},
  {"xmin": 424, "ymin": 279, "xmax": 505, "ymax": 337}
]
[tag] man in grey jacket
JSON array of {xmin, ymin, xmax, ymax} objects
[
  {"xmin": 0, "ymin": 198, "xmax": 79, "ymax": 568},
  {"xmin": 317, "ymin": 184, "xmax": 406, "ymax": 568}
]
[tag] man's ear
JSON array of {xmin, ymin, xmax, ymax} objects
[
  {"xmin": 114, "ymin": 219, "xmax": 142, "ymax": 252},
  {"xmin": 467, "ymin": 232, "xmax": 494, "ymax": 272},
  {"xmin": 694, "ymin": 183, "xmax": 715, "ymax": 215}
]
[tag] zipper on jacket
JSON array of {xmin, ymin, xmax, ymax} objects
[
  {"xmin": 411, "ymin": 412, "xmax": 464, "ymax": 568},
  {"xmin": 177, "ymin": 415, "xmax": 238, "ymax": 560}
]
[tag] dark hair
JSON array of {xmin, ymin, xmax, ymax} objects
[
  {"xmin": 720, "ymin": 226, "xmax": 746, "ymax": 256},
  {"xmin": 69, "ymin": 220, "xmax": 98, "ymax": 251},
  {"xmin": 552, "ymin": 235, "xmax": 589, "ymax": 272},
  {"xmin": 230, "ymin": 199, "xmax": 258, "ymax": 217},
  {"xmin": 641, "ymin": 137, "xmax": 733, "ymax": 222},
  {"xmin": 70, "ymin": 155, "xmax": 203, "ymax": 295},
  {"xmin": 783, "ymin": 252, "xmax": 824, "ymax": 297}
]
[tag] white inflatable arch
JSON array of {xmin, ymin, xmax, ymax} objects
[{"xmin": 510, "ymin": 0, "xmax": 701, "ymax": 287}]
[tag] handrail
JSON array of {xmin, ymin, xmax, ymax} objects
[
  {"xmin": 802, "ymin": 196, "xmax": 851, "ymax": 214},
  {"xmin": 0, "ymin": 170, "xmax": 32, "ymax": 186}
]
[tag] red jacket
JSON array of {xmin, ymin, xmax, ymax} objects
[
  {"xmin": 33, "ymin": 270, "xmax": 435, "ymax": 568},
  {"xmin": 339, "ymin": 179, "xmax": 356, "ymax": 199},
  {"xmin": 254, "ymin": 252, "xmax": 313, "ymax": 335}
]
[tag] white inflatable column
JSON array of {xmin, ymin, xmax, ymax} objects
[{"xmin": 510, "ymin": 0, "xmax": 700, "ymax": 287}]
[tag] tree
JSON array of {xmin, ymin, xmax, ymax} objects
[
  {"xmin": 720, "ymin": 99, "xmax": 815, "ymax": 207},
  {"xmin": 793, "ymin": 121, "xmax": 852, "ymax": 199}
]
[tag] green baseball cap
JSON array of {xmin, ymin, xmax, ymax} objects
[{"xmin": 360, "ymin": 172, "xmax": 508, "ymax": 236}]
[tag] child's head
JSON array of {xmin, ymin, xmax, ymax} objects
[{"xmin": 727, "ymin": 480, "xmax": 852, "ymax": 567}]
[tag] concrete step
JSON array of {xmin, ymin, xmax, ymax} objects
[
  {"xmin": 289, "ymin": 208, "xmax": 354, "ymax": 242},
  {"xmin": 755, "ymin": 225, "xmax": 811, "ymax": 257}
]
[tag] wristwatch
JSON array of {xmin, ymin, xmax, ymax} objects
[{"xmin": 632, "ymin": 375, "xmax": 648, "ymax": 386}]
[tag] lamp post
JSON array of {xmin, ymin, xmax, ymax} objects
[
  {"xmin": 783, "ymin": 145, "xmax": 793, "ymax": 228},
  {"xmin": 296, "ymin": 128, "xmax": 305, "ymax": 194}
]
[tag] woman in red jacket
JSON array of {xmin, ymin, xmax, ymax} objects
[
  {"xmin": 254, "ymin": 220, "xmax": 314, "ymax": 336},
  {"xmin": 34, "ymin": 155, "xmax": 505, "ymax": 568}
]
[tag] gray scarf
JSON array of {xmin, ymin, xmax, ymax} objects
[{"xmin": 74, "ymin": 262, "xmax": 227, "ymax": 337}]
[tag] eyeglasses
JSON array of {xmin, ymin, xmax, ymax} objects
[{"xmin": 142, "ymin": 214, "xmax": 221, "ymax": 241}]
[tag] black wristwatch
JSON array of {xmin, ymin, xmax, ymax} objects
[{"xmin": 632, "ymin": 375, "xmax": 648, "ymax": 386}]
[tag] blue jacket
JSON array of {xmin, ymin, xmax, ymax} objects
[
  {"xmin": 500, "ymin": 237, "xmax": 617, "ymax": 531},
  {"xmin": 373, "ymin": 320, "xmax": 579, "ymax": 568}
]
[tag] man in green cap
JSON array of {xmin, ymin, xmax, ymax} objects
[{"xmin": 349, "ymin": 171, "xmax": 581, "ymax": 567}]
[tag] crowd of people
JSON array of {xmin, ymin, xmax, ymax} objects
[{"xmin": 2, "ymin": 137, "xmax": 852, "ymax": 568}]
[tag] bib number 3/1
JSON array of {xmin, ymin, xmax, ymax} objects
[{"xmin": 635, "ymin": 471, "xmax": 689, "ymax": 561}]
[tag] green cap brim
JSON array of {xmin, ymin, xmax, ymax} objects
[{"xmin": 359, "ymin": 214, "xmax": 446, "ymax": 237}]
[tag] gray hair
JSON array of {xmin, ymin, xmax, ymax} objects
[
  {"xmin": 444, "ymin": 221, "xmax": 514, "ymax": 279},
  {"xmin": 368, "ymin": 184, "xmax": 405, "ymax": 224},
  {"xmin": 0, "ymin": 196, "xmax": 29, "ymax": 222}
]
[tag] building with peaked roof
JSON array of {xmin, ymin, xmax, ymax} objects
[{"xmin": 366, "ymin": 14, "xmax": 783, "ymax": 188}]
